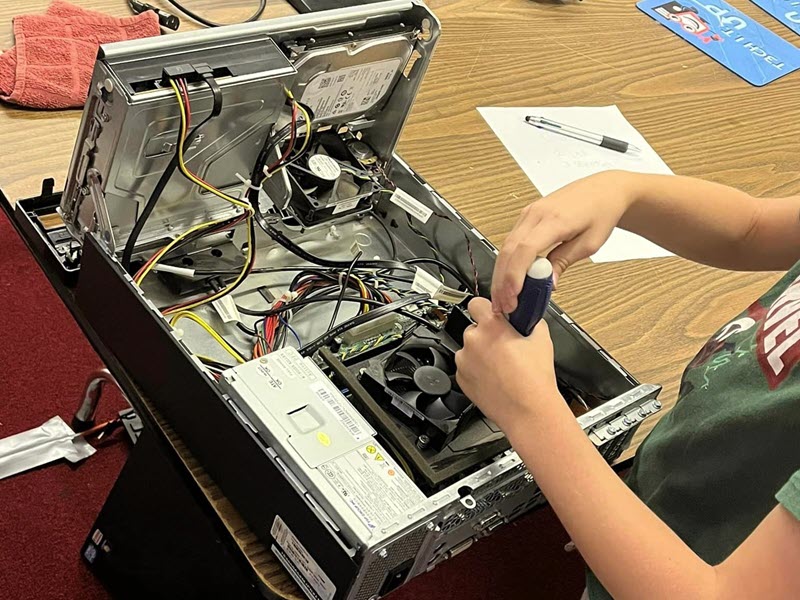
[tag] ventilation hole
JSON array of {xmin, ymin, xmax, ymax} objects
[
  {"xmin": 181, "ymin": 257, "xmax": 194, "ymax": 266},
  {"xmin": 210, "ymin": 248, "xmax": 223, "ymax": 258}
]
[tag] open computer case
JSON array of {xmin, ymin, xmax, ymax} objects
[{"xmin": 0, "ymin": 3, "xmax": 661, "ymax": 599}]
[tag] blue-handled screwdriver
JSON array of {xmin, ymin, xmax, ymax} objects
[{"xmin": 507, "ymin": 257, "xmax": 553, "ymax": 336}]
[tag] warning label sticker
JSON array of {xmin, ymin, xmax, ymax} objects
[
  {"xmin": 319, "ymin": 442, "xmax": 426, "ymax": 532},
  {"xmin": 301, "ymin": 59, "xmax": 402, "ymax": 120},
  {"xmin": 271, "ymin": 515, "xmax": 336, "ymax": 600}
]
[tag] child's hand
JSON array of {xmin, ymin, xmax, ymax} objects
[
  {"xmin": 491, "ymin": 170, "xmax": 637, "ymax": 314},
  {"xmin": 455, "ymin": 297, "xmax": 564, "ymax": 438}
]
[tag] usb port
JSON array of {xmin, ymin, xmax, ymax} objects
[{"xmin": 476, "ymin": 512, "xmax": 504, "ymax": 532}]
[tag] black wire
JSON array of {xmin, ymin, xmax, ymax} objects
[
  {"xmin": 256, "ymin": 217, "xmax": 419, "ymax": 272},
  {"xmin": 165, "ymin": 0, "xmax": 266, "ymax": 27},
  {"xmin": 329, "ymin": 251, "xmax": 361, "ymax": 331},
  {"xmin": 197, "ymin": 356, "xmax": 235, "ymax": 370},
  {"xmin": 299, "ymin": 294, "xmax": 430, "ymax": 357},
  {"xmin": 121, "ymin": 76, "xmax": 224, "ymax": 273},
  {"xmin": 374, "ymin": 216, "xmax": 398, "ymax": 260},
  {"xmin": 248, "ymin": 102, "xmax": 313, "ymax": 209},
  {"xmin": 236, "ymin": 321, "xmax": 256, "ymax": 336}
]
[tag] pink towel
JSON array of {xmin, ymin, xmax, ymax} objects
[{"xmin": 0, "ymin": 1, "xmax": 160, "ymax": 109}]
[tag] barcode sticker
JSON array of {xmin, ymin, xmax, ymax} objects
[
  {"xmin": 411, "ymin": 268, "xmax": 469, "ymax": 304},
  {"xmin": 332, "ymin": 198, "xmax": 360, "ymax": 215},
  {"xmin": 411, "ymin": 267, "xmax": 442, "ymax": 296},
  {"xmin": 212, "ymin": 295, "xmax": 240, "ymax": 323},
  {"xmin": 389, "ymin": 188, "xmax": 433, "ymax": 223},
  {"xmin": 271, "ymin": 516, "xmax": 335, "ymax": 600},
  {"xmin": 434, "ymin": 286, "xmax": 470, "ymax": 304},
  {"xmin": 310, "ymin": 381, "xmax": 370, "ymax": 442}
]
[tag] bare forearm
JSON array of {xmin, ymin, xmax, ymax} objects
[
  {"xmin": 507, "ymin": 397, "xmax": 716, "ymax": 600},
  {"xmin": 617, "ymin": 172, "xmax": 800, "ymax": 271}
]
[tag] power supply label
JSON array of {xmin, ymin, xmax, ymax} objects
[
  {"xmin": 320, "ymin": 442, "xmax": 426, "ymax": 532},
  {"xmin": 271, "ymin": 515, "xmax": 336, "ymax": 600},
  {"xmin": 301, "ymin": 58, "xmax": 402, "ymax": 120},
  {"xmin": 310, "ymin": 381, "xmax": 371, "ymax": 442}
]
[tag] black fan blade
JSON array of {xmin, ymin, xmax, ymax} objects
[
  {"xmin": 394, "ymin": 351, "xmax": 422, "ymax": 370},
  {"xmin": 442, "ymin": 391, "xmax": 471, "ymax": 416},
  {"xmin": 386, "ymin": 372, "xmax": 413, "ymax": 384},
  {"xmin": 423, "ymin": 397, "xmax": 456, "ymax": 421},
  {"xmin": 428, "ymin": 348, "xmax": 449, "ymax": 372},
  {"xmin": 400, "ymin": 391, "xmax": 425, "ymax": 410}
]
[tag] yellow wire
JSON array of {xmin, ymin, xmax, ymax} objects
[
  {"xmin": 169, "ymin": 80, "xmax": 252, "ymax": 212},
  {"xmin": 164, "ymin": 218, "xmax": 253, "ymax": 315},
  {"xmin": 135, "ymin": 215, "xmax": 233, "ymax": 285},
  {"xmin": 265, "ymin": 101, "xmax": 312, "ymax": 179},
  {"xmin": 352, "ymin": 275, "xmax": 370, "ymax": 314},
  {"xmin": 132, "ymin": 80, "xmax": 256, "ymax": 315},
  {"xmin": 170, "ymin": 311, "xmax": 245, "ymax": 364},
  {"xmin": 295, "ymin": 102, "xmax": 312, "ymax": 155}
]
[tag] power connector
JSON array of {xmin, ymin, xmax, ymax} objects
[{"xmin": 128, "ymin": 0, "xmax": 180, "ymax": 31}]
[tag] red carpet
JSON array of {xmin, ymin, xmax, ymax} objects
[{"xmin": 0, "ymin": 209, "xmax": 587, "ymax": 599}]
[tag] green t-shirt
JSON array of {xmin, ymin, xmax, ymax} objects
[{"xmin": 588, "ymin": 263, "xmax": 800, "ymax": 599}]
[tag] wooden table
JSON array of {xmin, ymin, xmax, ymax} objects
[
  {"xmin": 0, "ymin": 0, "xmax": 794, "ymax": 591},
  {"xmin": 1, "ymin": 0, "xmax": 792, "ymax": 461}
]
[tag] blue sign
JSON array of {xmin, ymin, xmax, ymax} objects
[
  {"xmin": 637, "ymin": 0, "xmax": 800, "ymax": 86},
  {"xmin": 750, "ymin": 0, "xmax": 800, "ymax": 36}
]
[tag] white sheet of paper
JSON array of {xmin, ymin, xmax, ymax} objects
[{"xmin": 478, "ymin": 105, "xmax": 673, "ymax": 263}]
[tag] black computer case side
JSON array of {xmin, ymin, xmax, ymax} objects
[{"xmin": 73, "ymin": 233, "xmax": 360, "ymax": 599}]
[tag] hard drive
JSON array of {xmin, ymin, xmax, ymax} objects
[{"xmin": 2, "ymin": 2, "xmax": 663, "ymax": 599}]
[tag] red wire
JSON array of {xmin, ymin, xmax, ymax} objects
[{"xmin": 179, "ymin": 79, "xmax": 191, "ymax": 125}]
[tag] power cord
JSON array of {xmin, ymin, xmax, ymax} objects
[
  {"xmin": 128, "ymin": 1, "xmax": 267, "ymax": 29},
  {"xmin": 128, "ymin": 1, "xmax": 180, "ymax": 30},
  {"xmin": 166, "ymin": 0, "xmax": 267, "ymax": 28}
]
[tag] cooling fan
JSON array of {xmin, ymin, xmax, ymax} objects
[
  {"xmin": 368, "ymin": 334, "xmax": 475, "ymax": 450},
  {"xmin": 285, "ymin": 135, "xmax": 380, "ymax": 225}
]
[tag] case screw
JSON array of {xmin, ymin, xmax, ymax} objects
[
  {"xmin": 378, "ymin": 549, "xmax": 388, "ymax": 559},
  {"xmin": 416, "ymin": 434, "xmax": 430, "ymax": 449},
  {"xmin": 653, "ymin": 400, "xmax": 662, "ymax": 410}
]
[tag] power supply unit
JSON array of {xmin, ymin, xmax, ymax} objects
[{"xmin": 1, "ymin": 2, "xmax": 662, "ymax": 599}]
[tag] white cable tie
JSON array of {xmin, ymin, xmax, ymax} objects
[
  {"xmin": 235, "ymin": 172, "xmax": 262, "ymax": 192},
  {"xmin": 152, "ymin": 264, "xmax": 196, "ymax": 278}
]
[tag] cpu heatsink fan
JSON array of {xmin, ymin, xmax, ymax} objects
[{"xmin": 367, "ymin": 334, "xmax": 475, "ymax": 450}]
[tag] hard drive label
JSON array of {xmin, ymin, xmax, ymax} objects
[
  {"xmin": 301, "ymin": 58, "xmax": 402, "ymax": 120},
  {"xmin": 320, "ymin": 442, "xmax": 426, "ymax": 531},
  {"xmin": 271, "ymin": 515, "xmax": 336, "ymax": 600}
]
